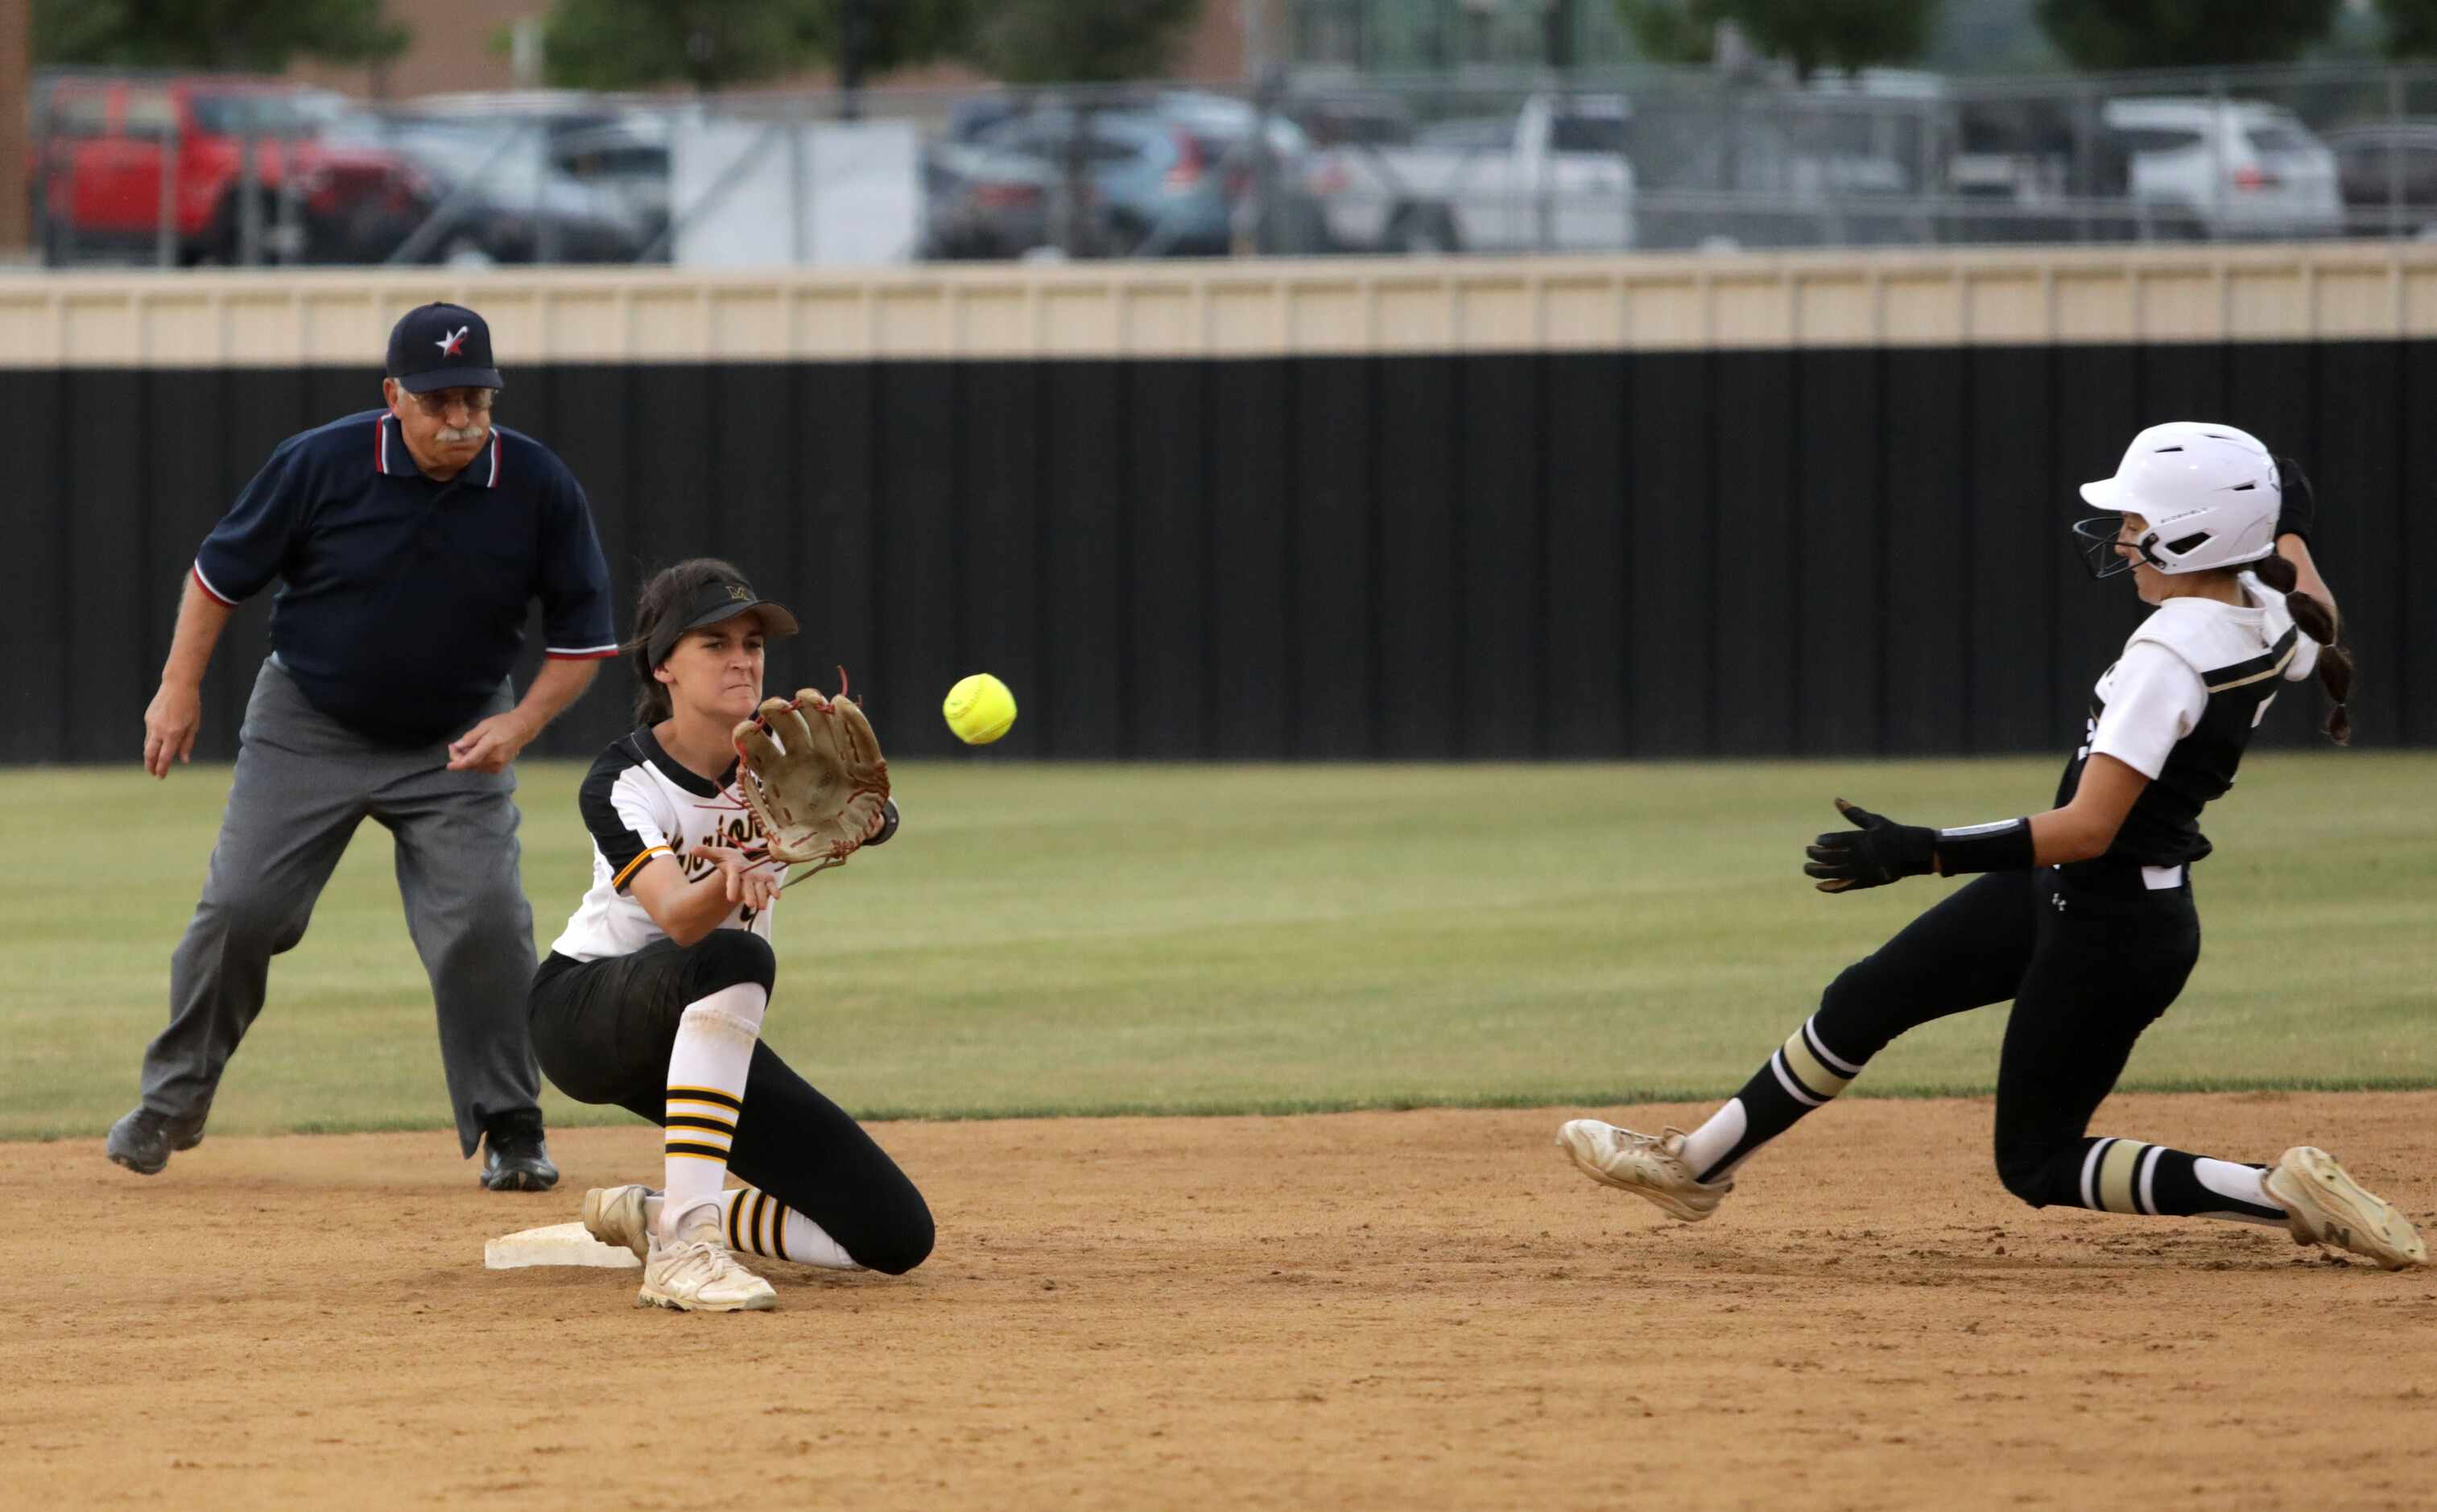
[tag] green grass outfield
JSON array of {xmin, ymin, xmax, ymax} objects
[{"xmin": 5, "ymin": 754, "xmax": 2431, "ymax": 1142}]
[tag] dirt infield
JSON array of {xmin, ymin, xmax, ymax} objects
[{"xmin": 8, "ymin": 1093, "xmax": 2434, "ymax": 1510}]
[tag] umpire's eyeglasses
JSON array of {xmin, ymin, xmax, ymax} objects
[{"xmin": 407, "ymin": 386, "xmax": 498, "ymax": 418}]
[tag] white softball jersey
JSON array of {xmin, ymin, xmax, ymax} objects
[
  {"xmin": 548, "ymin": 726, "xmax": 784, "ymax": 962},
  {"xmin": 2087, "ymin": 572, "xmax": 2320, "ymax": 779}
]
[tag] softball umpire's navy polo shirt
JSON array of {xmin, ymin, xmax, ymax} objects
[{"xmin": 192, "ymin": 409, "xmax": 619, "ymax": 746}]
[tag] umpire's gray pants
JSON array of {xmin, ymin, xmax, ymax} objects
[{"xmin": 140, "ymin": 657, "xmax": 540, "ymax": 1156}]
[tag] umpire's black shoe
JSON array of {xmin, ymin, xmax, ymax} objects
[
  {"xmin": 106, "ymin": 1106, "xmax": 208, "ymax": 1176},
  {"xmin": 480, "ymin": 1122, "xmax": 559, "ymax": 1192}
]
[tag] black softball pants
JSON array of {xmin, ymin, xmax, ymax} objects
[
  {"xmin": 1811, "ymin": 865, "xmax": 2202, "ymax": 1208},
  {"xmin": 527, "ymin": 934, "xmax": 934, "ymax": 1274}
]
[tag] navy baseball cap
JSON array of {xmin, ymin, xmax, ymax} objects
[{"xmin": 386, "ymin": 302, "xmax": 506, "ymax": 394}]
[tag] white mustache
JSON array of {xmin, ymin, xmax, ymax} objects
[{"xmin": 436, "ymin": 423, "xmax": 489, "ymax": 444}]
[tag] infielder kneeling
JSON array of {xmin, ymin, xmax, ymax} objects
[
  {"xmin": 529, "ymin": 557, "xmax": 931, "ymax": 1311},
  {"xmin": 1561, "ymin": 423, "xmax": 2426, "ymax": 1270}
]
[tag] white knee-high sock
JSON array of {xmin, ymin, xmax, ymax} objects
[
  {"xmin": 661, "ymin": 982, "xmax": 767, "ymax": 1241},
  {"xmin": 641, "ymin": 1187, "xmax": 861, "ymax": 1270}
]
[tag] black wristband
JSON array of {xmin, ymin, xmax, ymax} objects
[
  {"xmin": 866, "ymin": 799, "xmax": 901, "ymax": 848},
  {"xmin": 1932, "ymin": 817, "xmax": 2034, "ymax": 876}
]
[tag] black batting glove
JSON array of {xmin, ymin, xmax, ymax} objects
[
  {"xmin": 1804, "ymin": 798, "xmax": 1937, "ymax": 894},
  {"xmin": 2274, "ymin": 455, "xmax": 2315, "ymax": 544}
]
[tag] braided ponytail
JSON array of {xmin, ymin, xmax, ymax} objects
[{"xmin": 2252, "ymin": 553, "xmax": 2352, "ymax": 745}]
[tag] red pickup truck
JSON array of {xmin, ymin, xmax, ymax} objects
[{"xmin": 32, "ymin": 76, "xmax": 426, "ymax": 265}]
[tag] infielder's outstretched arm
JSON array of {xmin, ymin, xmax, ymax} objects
[
  {"xmin": 628, "ymin": 849, "xmax": 783, "ymax": 948},
  {"xmin": 143, "ymin": 572, "xmax": 237, "ymax": 778}
]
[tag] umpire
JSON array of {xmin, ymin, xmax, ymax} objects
[{"xmin": 108, "ymin": 303, "xmax": 618, "ymax": 1192}]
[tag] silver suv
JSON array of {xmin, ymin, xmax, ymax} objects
[{"xmin": 2102, "ymin": 97, "xmax": 2342, "ymax": 239}]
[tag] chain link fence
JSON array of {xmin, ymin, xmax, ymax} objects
[{"xmin": 27, "ymin": 60, "xmax": 2437, "ymax": 270}]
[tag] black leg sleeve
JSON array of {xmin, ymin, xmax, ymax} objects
[
  {"xmin": 1809, "ymin": 870, "xmax": 2042, "ymax": 1061},
  {"xmin": 1690, "ymin": 873, "xmax": 2040, "ymax": 1182}
]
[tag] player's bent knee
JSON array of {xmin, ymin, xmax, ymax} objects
[
  {"xmin": 680, "ymin": 929, "xmax": 777, "ymax": 998},
  {"xmin": 1994, "ymin": 1142, "xmax": 2061, "ymax": 1209},
  {"xmin": 855, "ymin": 1200, "xmax": 936, "ymax": 1276},
  {"xmin": 1812, "ymin": 958, "xmax": 1895, "ymax": 1056}
]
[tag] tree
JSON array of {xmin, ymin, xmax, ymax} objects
[
  {"xmin": 1615, "ymin": 0, "xmax": 1716, "ymax": 67},
  {"xmin": 532, "ymin": 0, "xmax": 967, "ymax": 93},
  {"xmin": 2034, "ymin": 0, "xmax": 2339, "ymax": 70},
  {"xmin": 34, "ymin": 0, "xmax": 407, "ymax": 71},
  {"xmin": 1615, "ymin": 0, "xmax": 1943, "ymax": 77},
  {"xmin": 2377, "ymin": 0, "xmax": 2437, "ymax": 58},
  {"xmin": 960, "ymin": 0, "xmax": 1201, "ymax": 85}
]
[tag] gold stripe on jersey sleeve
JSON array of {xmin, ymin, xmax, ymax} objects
[
  {"xmin": 612, "ymin": 845, "xmax": 673, "ymax": 890},
  {"xmin": 2097, "ymin": 1138, "xmax": 2151, "ymax": 1214}
]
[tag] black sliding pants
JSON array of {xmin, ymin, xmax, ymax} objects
[
  {"xmin": 527, "ymin": 933, "xmax": 933, "ymax": 1274},
  {"xmin": 1809, "ymin": 866, "xmax": 2201, "ymax": 1208}
]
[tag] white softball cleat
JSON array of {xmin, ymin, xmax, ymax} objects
[
  {"xmin": 581, "ymin": 1184, "xmax": 655, "ymax": 1261},
  {"xmin": 1556, "ymin": 1119, "xmax": 1734, "ymax": 1222},
  {"xmin": 2264, "ymin": 1146, "xmax": 2427, "ymax": 1271},
  {"xmin": 636, "ymin": 1233, "xmax": 778, "ymax": 1312}
]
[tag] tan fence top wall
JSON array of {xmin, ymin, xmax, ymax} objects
[{"xmin": 5, "ymin": 244, "xmax": 2437, "ymax": 367}]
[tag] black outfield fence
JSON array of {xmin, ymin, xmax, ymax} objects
[{"xmin": 2, "ymin": 341, "xmax": 2425, "ymax": 766}]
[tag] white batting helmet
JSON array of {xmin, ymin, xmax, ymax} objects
[{"xmin": 2071, "ymin": 421, "xmax": 2281, "ymax": 577}]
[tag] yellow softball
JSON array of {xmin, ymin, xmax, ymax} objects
[{"xmin": 943, "ymin": 673, "xmax": 1018, "ymax": 746}]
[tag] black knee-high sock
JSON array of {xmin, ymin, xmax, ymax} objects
[
  {"xmin": 1680, "ymin": 1014, "xmax": 1867, "ymax": 1184},
  {"xmin": 2029, "ymin": 1138, "xmax": 2287, "ymax": 1224}
]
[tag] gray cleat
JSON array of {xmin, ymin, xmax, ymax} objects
[{"xmin": 106, "ymin": 1106, "xmax": 208, "ymax": 1176}]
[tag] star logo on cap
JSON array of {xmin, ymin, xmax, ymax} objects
[{"xmin": 436, "ymin": 325, "xmax": 470, "ymax": 357}]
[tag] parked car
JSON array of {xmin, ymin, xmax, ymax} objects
[
  {"xmin": 960, "ymin": 91, "xmax": 1318, "ymax": 257},
  {"xmin": 2100, "ymin": 97, "xmax": 2342, "ymax": 240},
  {"xmin": 408, "ymin": 92, "xmax": 675, "ymax": 246},
  {"xmin": 1287, "ymin": 92, "xmax": 1418, "ymax": 151},
  {"xmin": 2324, "ymin": 122, "xmax": 2437, "ymax": 238},
  {"xmin": 919, "ymin": 140, "xmax": 1093, "ymax": 260},
  {"xmin": 1618, "ymin": 97, "xmax": 1913, "ymax": 251},
  {"xmin": 1935, "ymin": 96, "xmax": 2141, "ymax": 244},
  {"xmin": 1301, "ymin": 92, "xmax": 1634, "ymax": 254},
  {"xmin": 28, "ymin": 74, "xmax": 421, "ymax": 265},
  {"xmin": 317, "ymin": 114, "xmax": 654, "ymax": 265}
]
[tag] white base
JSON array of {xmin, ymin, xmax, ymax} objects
[{"xmin": 485, "ymin": 1220, "xmax": 642, "ymax": 1270}]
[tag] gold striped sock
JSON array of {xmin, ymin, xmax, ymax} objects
[
  {"xmin": 2083, "ymin": 1138, "xmax": 2158, "ymax": 1215},
  {"xmin": 720, "ymin": 1188, "xmax": 796, "ymax": 1260},
  {"xmin": 664, "ymin": 1093, "xmax": 737, "ymax": 1163},
  {"xmin": 1773, "ymin": 1016, "xmax": 1861, "ymax": 1105}
]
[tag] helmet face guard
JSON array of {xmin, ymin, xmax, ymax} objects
[{"xmin": 2071, "ymin": 515, "xmax": 2149, "ymax": 579}]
